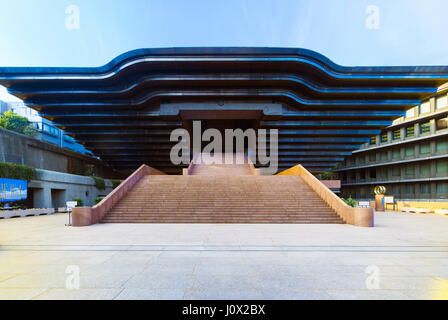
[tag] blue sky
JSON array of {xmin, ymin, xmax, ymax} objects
[{"xmin": 0, "ymin": 0, "xmax": 447, "ymax": 68}]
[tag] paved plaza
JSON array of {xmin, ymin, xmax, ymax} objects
[{"xmin": 0, "ymin": 212, "xmax": 447, "ymax": 300}]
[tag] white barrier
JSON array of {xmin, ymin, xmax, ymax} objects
[
  {"xmin": 0, "ymin": 208, "xmax": 55, "ymax": 219},
  {"xmin": 401, "ymin": 207, "xmax": 431, "ymax": 214}
]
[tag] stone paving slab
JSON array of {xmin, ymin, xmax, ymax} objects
[{"xmin": 0, "ymin": 212, "xmax": 447, "ymax": 300}]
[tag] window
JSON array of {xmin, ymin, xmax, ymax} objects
[
  {"xmin": 436, "ymin": 182, "xmax": 448, "ymax": 196},
  {"xmin": 42, "ymin": 123, "xmax": 59, "ymax": 136},
  {"xmin": 392, "ymin": 167, "xmax": 400, "ymax": 177},
  {"xmin": 420, "ymin": 183, "xmax": 430, "ymax": 195},
  {"xmin": 405, "ymin": 165, "xmax": 415, "ymax": 176},
  {"xmin": 436, "ymin": 95, "xmax": 447, "ymax": 110},
  {"xmin": 420, "ymin": 143, "xmax": 430, "ymax": 154},
  {"xmin": 436, "ymin": 116, "xmax": 448, "ymax": 131},
  {"xmin": 405, "ymin": 107, "xmax": 416, "ymax": 118},
  {"xmin": 392, "ymin": 129, "xmax": 401, "ymax": 140},
  {"xmin": 380, "ymin": 152, "xmax": 388, "ymax": 161},
  {"xmin": 360, "ymin": 171, "xmax": 366, "ymax": 180},
  {"xmin": 360, "ymin": 187, "xmax": 366, "ymax": 197},
  {"xmin": 380, "ymin": 134, "xmax": 388, "ymax": 143},
  {"xmin": 405, "ymin": 146, "xmax": 415, "ymax": 157},
  {"xmin": 378, "ymin": 168, "xmax": 387, "ymax": 179},
  {"xmin": 358, "ymin": 156, "xmax": 365, "ymax": 165},
  {"xmin": 419, "ymin": 101, "xmax": 430, "ymax": 114},
  {"xmin": 405, "ymin": 126, "xmax": 415, "ymax": 137},
  {"xmin": 420, "ymin": 163, "xmax": 430, "ymax": 176},
  {"xmin": 392, "ymin": 185, "xmax": 400, "ymax": 196},
  {"xmin": 405, "ymin": 184, "xmax": 415, "ymax": 195},
  {"xmin": 436, "ymin": 141, "xmax": 448, "ymax": 152},
  {"xmin": 370, "ymin": 169, "xmax": 376, "ymax": 179},
  {"xmin": 369, "ymin": 153, "xmax": 376, "ymax": 162},
  {"xmin": 420, "ymin": 122, "xmax": 431, "ymax": 134},
  {"xmin": 392, "ymin": 149, "xmax": 401, "ymax": 159},
  {"xmin": 436, "ymin": 160, "xmax": 448, "ymax": 174},
  {"xmin": 370, "ymin": 136, "xmax": 377, "ymax": 145}
]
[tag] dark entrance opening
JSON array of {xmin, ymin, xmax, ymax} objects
[
  {"xmin": 200, "ymin": 119, "xmax": 255, "ymax": 153},
  {"xmin": 180, "ymin": 110, "xmax": 261, "ymax": 155}
]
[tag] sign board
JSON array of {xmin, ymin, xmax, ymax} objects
[
  {"xmin": 358, "ymin": 201, "xmax": 370, "ymax": 208},
  {"xmin": 384, "ymin": 196, "xmax": 394, "ymax": 204},
  {"xmin": 66, "ymin": 201, "xmax": 78, "ymax": 212},
  {"xmin": 0, "ymin": 178, "xmax": 27, "ymax": 203}
]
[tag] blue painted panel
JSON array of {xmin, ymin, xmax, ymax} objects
[{"xmin": 0, "ymin": 178, "xmax": 27, "ymax": 202}]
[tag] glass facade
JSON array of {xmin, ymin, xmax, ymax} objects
[
  {"xmin": 436, "ymin": 141, "xmax": 448, "ymax": 152},
  {"xmin": 420, "ymin": 143, "xmax": 430, "ymax": 154},
  {"xmin": 420, "ymin": 163, "xmax": 430, "ymax": 176},
  {"xmin": 405, "ymin": 146, "xmax": 415, "ymax": 157}
]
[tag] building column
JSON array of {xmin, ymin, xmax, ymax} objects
[{"xmin": 33, "ymin": 188, "xmax": 52, "ymax": 209}]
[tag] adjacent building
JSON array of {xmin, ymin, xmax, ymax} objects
[
  {"xmin": 0, "ymin": 100, "xmax": 91, "ymax": 155},
  {"xmin": 336, "ymin": 86, "xmax": 448, "ymax": 202}
]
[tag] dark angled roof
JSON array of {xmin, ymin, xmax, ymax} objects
[{"xmin": 1, "ymin": 47, "xmax": 447, "ymax": 174}]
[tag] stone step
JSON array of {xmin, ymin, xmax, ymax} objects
[
  {"xmin": 101, "ymin": 157, "xmax": 342, "ymax": 224},
  {"xmin": 102, "ymin": 220, "xmax": 345, "ymax": 224}
]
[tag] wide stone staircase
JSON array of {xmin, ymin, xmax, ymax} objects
[{"xmin": 101, "ymin": 154, "xmax": 344, "ymax": 224}]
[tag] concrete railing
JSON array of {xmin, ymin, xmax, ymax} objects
[
  {"xmin": 277, "ymin": 165, "xmax": 374, "ymax": 227},
  {"xmin": 72, "ymin": 164, "xmax": 165, "ymax": 226}
]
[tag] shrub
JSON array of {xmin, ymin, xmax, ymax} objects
[
  {"xmin": 72, "ymin": 198, "xmax": 84, "ymax": 207},
  {"xmin": 0, "ymin": 162, "xmax": 36, "ymax": 181},
  {"xmin": 341, "ymin": 197, "xmax": 357, "ymax": 207},
  {"xmin": 319, "ymin": 171, "xmax": 339, "ymax": 180},
  {"xmin": 93, "ymin": 197, "xmax": 104, "ymax": 205},
  {"xmin": 110, "ymin": 179, "xmax": 121, "ymax": 189},
  {"xmin": 90, "ymin": 176, "xmax": 105, "ymax": 190},
  {"xmin": 0, "ymin": 110, "xmax": 38, "ymax": 137}
]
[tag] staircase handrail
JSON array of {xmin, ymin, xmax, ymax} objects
[
  {"xmin": 277, "ymin": 164, "xmax": 373, "ymax": 227},
  {"xmin": 72, "ymin": 164, "xmax": 164, "ymax": 226}
]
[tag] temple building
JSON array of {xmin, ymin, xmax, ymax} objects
[{"xmin": 1, "ymin": 48, "xmax": 447, "ymax": 225}]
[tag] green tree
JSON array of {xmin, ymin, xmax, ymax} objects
[
  {"xmin": 0, "ymin": 110, "xmax": 38, "ymax": 137},
  {"xmin": 72, "ymin": 198, "xmax": 84, "ymax": 207},
  {"xmin": 341, "ymin": 197, "xmax": 357, "ymax": 208},
  {"xmin": 318, "ymin": 171, "xmax": 339, "ymax": 180}
]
